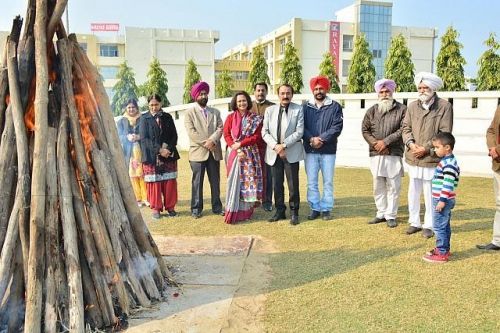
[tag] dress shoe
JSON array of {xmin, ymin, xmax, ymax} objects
[
  {"xmin": 422, "ymin": 228, "xmax": 434, "ymax": 238},
  {"xmin": 191, "ymin": 212, "xmax": 202, "ymax": 219},
  {"xmin": 322, "ymin": 211, "xmax": 333, "ymax": 221},
  {"xmin": 167, "ymin": 210, "xmax": 177, "ymax": 217},
  {"xmin": 368, "ymin": 217, "xmax": 386, "ymax": 224},
  {"xmin": 152, "ymin": 212, "xmax": 161, "ymax": 220},
  {"xmin": 386, "ymin": 219, "xmax": 397, "ymax": 228},
  {"xmin": 262, "ymin": 202, "xmax": 273, "ymax": 212},
  {"xmin": 307, "ymin": 210, "xmax": 321, "ymax": 220},
  {"xmin": 213, "ymin": 210, "xmax": 225, "ymax": 216},
  {"xmin": 476, "ymin": 243, "xmax": 500, "ymax": 251},
  {"xmin": 406, "ymin": 226, "xmax": 422, "ymax": 235},
  {"xmin": 290, "ymin": 214, "xmax": 299, "ymax": 225},
  {"xmin": 268, "ymin": 213, "xmax": 286, "ymax": 222}
]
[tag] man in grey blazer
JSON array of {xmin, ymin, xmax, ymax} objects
[
  {"xmin": 262, "ymin": 84, "xmax": 305, "ymax": 225},
  {"xmin": 184, "ymin": 81, "xmax": 224, "ymax": 218}
]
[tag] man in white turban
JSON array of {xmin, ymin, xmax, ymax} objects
[
  {"xmin": 362, "ymin": 79, "xmax": 406, "ymax": 228},
  {"xmin": 402, "ymin": 72, "xmax": 453, "ymax": 238}
]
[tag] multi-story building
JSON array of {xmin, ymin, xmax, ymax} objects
[
  {"xmin": 0, "ymin": 27, "xmax": 219, "ymax": 106},
  {"xmin": 221, "ymin": 0, "xmax": 437, "ymax": 92}
]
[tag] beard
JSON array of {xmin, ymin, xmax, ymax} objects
[
  {"xmin": 377, "ymin": 98, "xmax": 394, "ymax": 113},
  {"xmin": 314, "ymin": 92, "xmax": 326, "ymax": 101},
  {"xmin": 418, "ymin": 91, "xmax": 433, "ymax": 103},
  {"xmin": 197, "ymin": 97, "xmax": 208, "ymax": 107}
]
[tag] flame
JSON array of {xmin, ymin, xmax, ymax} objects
[
  {"xmin": 24, "ymin": 77, "xmax": 36, "ymax": 131},
  {"xmin": 5, "ymin": 94, "xmax": 9, "ymax": 105}
]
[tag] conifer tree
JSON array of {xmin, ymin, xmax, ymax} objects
[
  {"xmin": 216, "ymin": 70, "xmax": 234, "ymax": 98},
  {"xmin": 436, "ymin": 26, "xmax": 466, "ymax": 91},
  {"xmin": 111, "ymin": 61, "xmax": 139, "ymax": 116},
  {"xmin": 247, "ymin": 46, "xmax": 270, "ymax": 92},
  {"xmin": 318, "ymin": 52, "xmax": 341, "ymax": 93},
  {"xmin": 140, "ymin": 57, "xmax": 170, "ymax": 106},
  {"xmin": 280, "ymin": 41, "xmax": 303, "ymax": 93},
  {"xmin": 477, "ymin": 33, "xmax": 500, "ymax": 91},
  {"xmin": 347, "ymin": 34, "xmax": 375, "ymax": 93},
  {"xmin": 183, "ymin": 59, "xmax": 202, "ymax": 103},
  {"xmin": 384, "ymin": 34, "xmax": 416, "ymax": 92}
]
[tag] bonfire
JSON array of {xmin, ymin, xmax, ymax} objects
[{"xmin": 0, "ymin": 0, "xmax": 171, "ymax": 331}]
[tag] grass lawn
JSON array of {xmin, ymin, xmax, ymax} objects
[{"xmin": 146, "ymin": 152, "xmax": 500, "ymax": 332}]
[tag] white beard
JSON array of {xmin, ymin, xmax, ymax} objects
[
  {"xmin": 377, "ymin": 98, "xmax": 394, "ymax": 113},
  {"xmin": 418, "ymin": 91, "xmax": 433, "ymax": 103}
]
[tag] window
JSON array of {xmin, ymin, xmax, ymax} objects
[
  {"xmin": 99, "ymin": 44, "xmax": 119, "ymax": 57},
  {"xmin": 372, "ymin": 49, "xmax": 382, "ymax": 58},
  {"xmin": 279, "ymin": 38, "xmax": 286, "ymax": 55},
  {"xmin": 79, "ymin": 42, "xmax": 87, "ymax": 53},
  {"xmin": 342, "ymin": 60, "xmax": 351, "ymax": 77},
  {"xmin": 343, "ymin": 35, "xmax": 354, "ymax": 52},
  {"xmin": 99, "ymin": 66, "xmax": 119, "ymax": 80},
  {"xmin": 105, "ymin": 87, "xmax": 115, "ymax": 100}
]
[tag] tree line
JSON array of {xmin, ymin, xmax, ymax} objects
[{"xmin": 111, "ymin": 28, "xmax": 499, "ymax": 115}]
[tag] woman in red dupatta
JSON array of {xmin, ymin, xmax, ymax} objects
[{"xmin": 223, "ymin": 91, "xmax": 264, "ymax": 223}]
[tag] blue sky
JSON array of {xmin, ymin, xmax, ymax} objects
[{"xmin": 1, "ymin": 0, "xmax": 498, "ymax": 77}]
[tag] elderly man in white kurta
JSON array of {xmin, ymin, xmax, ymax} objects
[
  {"xmin": 402, "ymin": 72, "xmax": 453, "ymax": 238},
  {"xmin": 362, "ymin": 79, "xmax": 407, "ymax": 228}
]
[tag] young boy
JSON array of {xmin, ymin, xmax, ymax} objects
[{"xmin": 423, "ymin": 132, "xmax": 460, "ymax": 263}]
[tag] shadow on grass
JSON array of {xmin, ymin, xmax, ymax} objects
[
  {"xmin": 266, "ymin": 245, "xmax": 418, "ymax": 292},
  {"xmin": 453, "ymin": 220, "xmax": 493, "ymax": 233},
  {"xmin": 453, "ymin": 208, "xmax": 495, "ymax": 221},
  {"xmin": 450, "ymin": 247, "xmax": 486, "ymax": 261}
]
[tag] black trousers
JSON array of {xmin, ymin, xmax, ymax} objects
[
  {"xmin": 189, "ymin": 154, "xmax": 223, "ymax": 214},
  {"xmin": 263, "ymin": 163, "xmax": 273, "ymax": 206},
  {"xmin": 271, "ymin": 156, "xmax": 300, "ymax": 214}
]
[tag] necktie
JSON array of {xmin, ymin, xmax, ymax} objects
[
  {"xmin": 276, "ymin": 107, "xmax": 284, "ymax": 144},
  {"xmin": 202, "ymin": 108, "xmax": 208, "ymax": 119}
]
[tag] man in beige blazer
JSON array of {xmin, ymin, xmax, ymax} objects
[
  {"xmin": 184, "ymin": 81, "xmax": 224, "ymax": 218},
  {"xmin": 262, "ymin": 84, "xmax": 305, "ymax": 225}
]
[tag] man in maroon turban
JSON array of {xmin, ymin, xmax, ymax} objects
[
  {"xmin": 309, "ymin": 75, "xmax": 330, "ymax": 92},
  {"xmin": 184, "ymin": 81, "xmax": 224, "ymax": 218}
]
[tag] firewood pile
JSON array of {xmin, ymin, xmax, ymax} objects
[{"xmin": 0, "ymin": 0, "xmax": 171, "ymax": 331}]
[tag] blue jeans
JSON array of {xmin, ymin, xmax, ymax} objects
[
  {"xmin": 305, "ymin": 153, "xmax": 336, "ymax": 212},
  {"xmin": 432, "ymin": 197, "xmax": 455, "ymax": 254}
]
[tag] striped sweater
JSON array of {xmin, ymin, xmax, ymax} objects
[{"xmin": 432, "ymin": 154, "xmax": 460, "ymax": 202}]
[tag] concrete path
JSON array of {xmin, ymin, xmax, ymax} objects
[{"xmin": 125, "ymin": 236, "xmax": 271, "ymax": 333}]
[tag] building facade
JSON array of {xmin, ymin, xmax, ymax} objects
[
  {"xmin": 0, "ymin": 28, "xmax": 219, "ymax": 106},
  {"xmin": 221, "ymin": 0, "xmax": 437, "ymax": 92}
]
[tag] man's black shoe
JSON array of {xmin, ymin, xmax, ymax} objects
[
  {"xmin": 262, "ymin": 202, "xmax": 273, "ymax": 212},
  {"xmin": 406, "ymin": 226, "xmax": 422, "ymax": 235},
  {"xmin": 268, "ymin": 213, "xmax": 286, "ymax": 222},
  {"xmin": 213, "ymin": 210, "xmax": 225, "ymax": 216},
  {"xmin": 476, "ymin": 243, "xmax": 500, "ymax": 251},
  {"xmin": 290, "ymin": 215, "xmax": 299, "ymax": 225},
  {"xmin": 368, "ymin": 217, "xmax": 386, "ymax": 224},
  {"xmin": 192, "ymin": 213, "xmax": 201, "ymax": 219},
  {"xmin": 307, "ymin": 210, "xmax": 321, "ymax": 220},
  {"xmin": 322, "ymin": 211, "xmax": 333, "ymax": 221}
]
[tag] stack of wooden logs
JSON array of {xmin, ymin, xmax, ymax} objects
[{"xmin": 0, "ymin": 0, "xmax": 171, "ymax": 331}]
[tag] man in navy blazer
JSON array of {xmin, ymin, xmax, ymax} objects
[{"xmin": 262, "ymin": 84, "xmax": 305, "ymax": 225}]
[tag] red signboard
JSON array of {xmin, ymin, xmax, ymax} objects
[
  {"xmin": 91, "ymin": 23, "xmax": 120, "ymax": 32},
  {"xmin": 329, "ymin": 21, "xmax": 340, "ymax": 74}
]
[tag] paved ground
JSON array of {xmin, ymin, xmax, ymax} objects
[{"xmin": 125, "ymin": 235, "xmax": 272, "ymax": 333}]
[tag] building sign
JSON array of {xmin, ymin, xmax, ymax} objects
[
  {"xmin": 91, "ymin": 23, "xmax": 120, "ymax": 32},
  {"xmin": 329, "ymin": 21, "xmax": 340, "ymax": 75}
]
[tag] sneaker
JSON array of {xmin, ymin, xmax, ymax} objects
[
  {"xmin": 426, "ymin": 248, "xmax": 451, "ymax": 256},
  {"xmin": 406, "ymin": 226, "xmax": 422, "ymax": 235},
  {"xmin": 422, "ymin": 228, "xmax": 434, "ymax": 238},
  {"xmin": 386, "ymin": 219, "xmax": 397, "ymax": 228},
  {"xmin": 422, "ymin": 252, "xmax": 449, "ymax": 263},
  {"xmin": 368, "ymin": 217, "xmax": 386, "ymax": 224},
  {"xmin": 167, "ymin": 210, "xmax": 177, "ymax": 217},
  {"xmin": 321, "ymin": 211, "xmax": 333, "ymax": 221}
]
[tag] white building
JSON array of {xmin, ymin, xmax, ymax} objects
[{"xmin": 221, "ymin": 0, "xmax": 437, "ymax": 92}]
